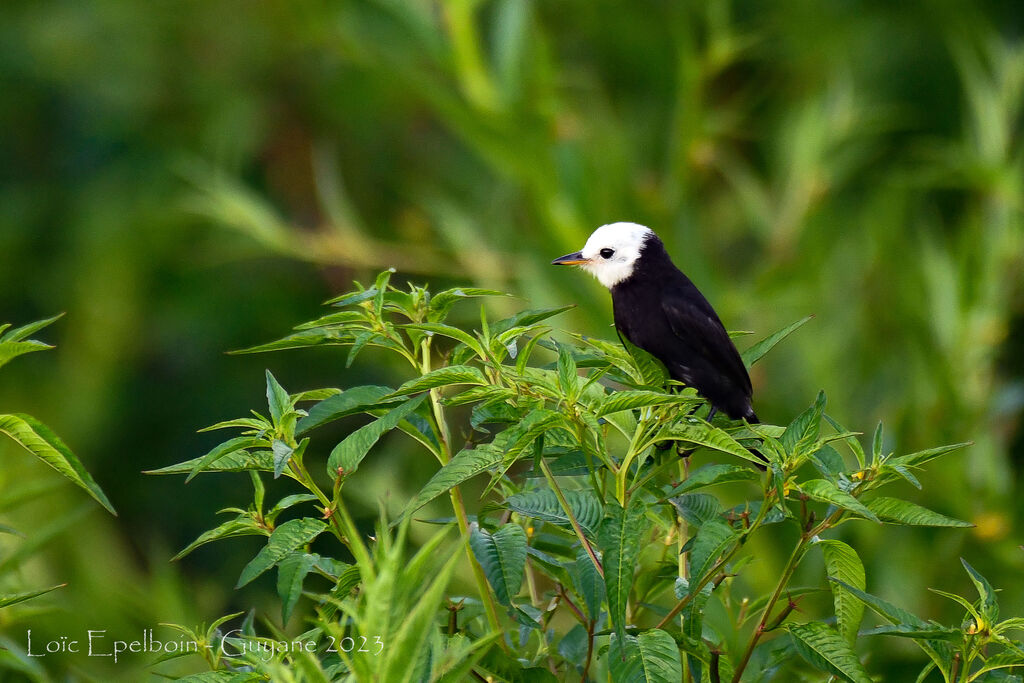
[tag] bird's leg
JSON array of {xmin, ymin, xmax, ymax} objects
[{"xmin": 706, "ymin": 406, "xmax": 718, "ymax": 422}]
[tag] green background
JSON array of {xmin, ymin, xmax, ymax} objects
[{"xmin": 1, "ymin": 0, "xmax": 1021, "ymax": 679}]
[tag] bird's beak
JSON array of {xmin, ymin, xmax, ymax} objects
[{"xmin": 551, "ymin": 251, "xmax": 589, "ymax": 266}]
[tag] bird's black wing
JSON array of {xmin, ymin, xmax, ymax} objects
[{"xmin": 659, "ymin": 283, "xmax": 752, "ymax": 398}]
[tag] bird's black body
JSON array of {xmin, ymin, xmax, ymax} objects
[{"xmin": 610, "ymin": 233, "xmax": 757, "ymax": 423}]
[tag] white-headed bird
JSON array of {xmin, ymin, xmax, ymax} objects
[{"xmin": 552, "ymin": 222, "xmax": 758, "ymax": 426}]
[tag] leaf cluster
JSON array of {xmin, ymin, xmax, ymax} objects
[{"xmin": 152, "ymin": 275, "xmax": 1006, "ymax": 683}]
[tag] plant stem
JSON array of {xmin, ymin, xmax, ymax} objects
[
  {"xmin": 539, "ymin": 457, "xmax": 604, "ymax": 578},
  {"xmin": 730, "ymin": 535, "xmax": 810, "ymax": 683},
  {"xmin": 656, "ymin": 489, "xmax": 778, "ymax": 630},
  {"xmin": 420, "ymin": 336, "xmax": 506, "ymax": 647}
]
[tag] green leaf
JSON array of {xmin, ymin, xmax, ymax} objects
[
  {"xmin": 172, "ymin": 517, "xmax": 267, "ymax": 561},
  {"xmin": 271, "ymin": 439, "xmax": 294, "ymax": 478},
  {"xmin": 657, "ymin": 419, "xmax": 764, "ymax": 465},
  {"xmin": 823, "ymin": 414, "xmax": 866, "ymax": 468},
  {"xmin": 781, "ymin": 390, "xmax": 826, "ymax": 455},
  {"xmin": 860, "ymin": 624, "xmax": 963, "ymax": 640},
  {"xmin": 961, "ymin": 558, "xmax": 999, "ymax": 622},
  {"xmin": 686, "ymin": 518, "xmax": 739, "ymax": 588},
  {"xmin": 277, "ymin": 552, "xmax": 317, "ymax": 624},
  {"xmin": 265, "ymin": 370, "xmax": 291, "ymax": 425},
  {"xmin": 496, "ymin": 408, "xmax": 571, "ymax": 464},
  {"xmin": 664, "ymin": 464, "xmax": 760, "ymax": 497},
  {"xmin": 145, "ymin": 449, "xmax": 276, "ymax": 476},
  {"xmin": 236, "ymin": 518, "xmax": 327, "ymax": 588},
  {"xmin": 596, "ymin": 390, "xmax": 694, "ymax": 417},
  {"xmin": 186, "ymin": 435, "xmax": 259, "ymax": 483},
  {"xmin": 469, "ymin": 523, "xmax": 528, "ymax": 606},
  {"xmin": 829, "ymin": 578, "xmax": 932, "ymax": 629},
  {"xmin": 504, "ymin": 489, "xmax": 602, "ymax": 538},
  {"xmin": 599, "ymin": 497, "xmax": 650, "ymax": 643},
  {"xmin": 390, "ymin": 365, "xmax": 488, "ymax": 396},
  {"xmin": 0, "ymin": 314, "xmax": 63, "ymax": 343},
  {"xmin": 557, "ymin": 343, "xmax": 580, "ymax": 399},
  {"xmin": 829, "ymin": 578, "xmax": 955, "ymax": 675},
  {"xmin": 231, "ymin": 327, "xmax": 352, "ymax": 354},
  {"xmin": 0, "ymin": 340, "xmax": 52, "ymax": 370},
  {"xmin": 491, "ymin": 305, "xmax": 575, "ymax": 334},
  {"xmin": 0, "ymin": 583, "xmax": 65, "ymax": 608},
  {"xmin": 871, "ymin": 422, "xmax": 885, "ymax": 463},
  {"xmin": 398, "ymin": 445, "xmax": 503, "ymax": 522},
  {"xmin": 0, "ymin": 413, "xmax": 116, "ymax": 515},
  {"xmin": 325, "ymin": 287, "xmax": 378, "ymax": 307},
  {"xmin": 429, "ymin": 287, "xmax": 510, "ymax": 321},
  {"xmin": 296, "ymin": 385, "xmax": 394, "ymax": 434},
  {"xmin": 799, "ymin": 479, "xmax": 879, "ymax": 522},
  {"xmin": 671, "ymin": 493, "xmax": 723, "ymax": 527},
  {"xmin": 401, "ymin": 323, "xmax": 486, "ymax": 359},
  {"xmin": 818, "ymin": 539, "xmax": 866, "ymax": 644},
  {"xmin": 619, "ymin": 337, "xmax": 668, "ymax": 386},
  {"xmin": 787, "ymin": 621, "xmax": 872, "ymax": 683},
  {"xmin": 571, "ymin": 547, "xmax": 605, "ymax": 618},
  {"xmin": 379, "ymin": 552, "xmax": 461, "ymax": 683},
  {"xmin": 865, "ymin": 497, "xmax": 973, "ymax": 527},
  {"xmin": 741, "ymin": 316, "xmax": 813, "ymax": 366},
  {"xmin": 266, "ymin": 493, "xmax": 318, "ymax": 526},
  {"xmin": 888, "ymin": 442, "xmax": 971, "ymax": 469},
  {"xmin": 326, "ymin": 395, "xmax": 426, "ymax": 477},
  {"xmin": 608, "ymin": 629, "xmax": 683, "ymax": 682}
]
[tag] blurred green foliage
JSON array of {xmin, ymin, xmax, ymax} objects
[{"xmin": 1, "ymin": 0, "xmax": 1022, "ymax": 679}]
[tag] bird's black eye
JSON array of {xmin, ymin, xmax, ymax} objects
[{"xmin": 599, "ymin": 248, "xmax": 615, "ymax": 259}]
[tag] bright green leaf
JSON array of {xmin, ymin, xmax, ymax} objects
[
  {"xmin": 236, "ymin": 518, "xmax": 326, "ymax": 588},
  {"xmin": 0, "ymin": 413, "xmax": 115, "ymax": 514},
  {"xmin": 818, "ymin": 539, "xmax": 866, "ymax": 644},
  {"xmin": 469, "ymin": 523, "xmax": 527, "ymax": 606}
]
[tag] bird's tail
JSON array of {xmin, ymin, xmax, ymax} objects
[{"xmin": 744, "ymin": 409, "xmax": 768, "ymax": 470}]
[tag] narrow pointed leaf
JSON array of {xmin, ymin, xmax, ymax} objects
[
  {"xmin": 818, "ymin": 539, "xmax": 866, "ymax": 644},
  {"xmin": 236, "ymin": 518, "xmax": 326, "ymax": 588},
  {"xmin": 265, "ymin": 370, "xmax": 291, "ymax": 425},
  {"xmin": 658, "ymin": 420, "xmax": 763, "ymax": 464},
  {"xmin": 0, "ymin": 414, "xmax": 116, "ymax": 514},
  {"xmin": 326, "ymin": 395, "xmax": 426, "ymax": 477},
  {"xmin": 596, "ymin": 390, "xmax": 695, "ymax": 417},
  {"xmin": 865, "ymin": 497, "xmax": 972, "ymax": 527},
  {"xmin": 390, "ymin": 365, "xmax": 488, "ymax": 397},
  {"xmin": 296, "ymin": 385, "xmax": 394, "ymax": 434},
  {"xmin": 888, "ymin": 442, "xmax": 971, "ymax": 469},
  {"xmin": 0, "ymin": 341, "xmax": 52, "ymax": 370},
  {"xmin": 325, "ymin": 287, "xmax": 378, "ymax": 307},
  {"xmin": 469, "ymin": 523, "xmax": 527, "ymax": 606},
  {"xmin": 741, "ymin": 316, "xmax": 813, "ymax": 366},
  {"xmin": 0, "ymin": 583, "xmax": 65, "ymax": 608},
  {"xmin": 277, "ymin": 552, "xmax": 317, "ymax": 624},
  {"xmin": 787, "ymin": 621, "xmax": 872, "ymax": 683},
  {"xmin": 664, "ymin": 464, "xmax": 759, "ymax": 497},
  {"xmin": 504, "ymin": 489, "xmax": 602, "ymax": 537},
  {"xmin": 687, "ymin": 518, "xmax": 739, "ymax": 588},
  {"xmin": 186, "ymin": 435, "xmax": 259, "ymax": 483},
  {"xmin": 599, "ymin": 497, "xmax": 650, "ymax": 643},
  {"xmin": 0, "ymin": 314, "xmax": 63, "ymax": 342},
  {"xmin": 401, "ymin": 323, "xmax": 486, "ymax": 359},
  {"xmin": 172, "ymin": 517, "xmax": 267, "ymax": 561},
  {"xmin": 799, "ymin": 479, "xmax": 879, "ymax": 522},
  {"xmin": 398, "ymin": 445, "xmax": 503, "ymax": 522},
  {"xmin": 572, "ymin": 547, "xmax": 605, "ymax": 617},
  {"xmin": 961, "ymin": 558, "xmax": 998, "ymax": 621},
  {"xmin": 146, "ymin": 449, "xmax": 275, "ymax": 475},
  {"xmin": 781, "ymin": 390, "xmax": 826, "ymax": 454},
  {"xmin": 608, "ymin": 629, "xmax": 683, "ymax": 682}
]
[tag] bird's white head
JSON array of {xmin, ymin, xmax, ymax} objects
[{"xmin": 551, "ymin": 222, "xmax": 655, "ymax": 289}]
